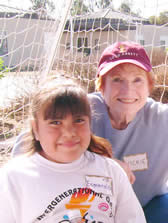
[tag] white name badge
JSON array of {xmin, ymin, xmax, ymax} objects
[
  {"xmin": 123, "ymin": 153, "xmax": 148, "ymax": 171},
  {"xmin": 85, "ymin": 175, "xmax": 112, "ymax": 195}
]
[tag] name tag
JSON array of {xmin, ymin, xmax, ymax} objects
[
  {"xmin": 85, "ymin": 175, "xmax": 112, "ymax": 195},
  {"xmin": 123, "ymin": 153, "xmax": 148, "ymax": 171}
]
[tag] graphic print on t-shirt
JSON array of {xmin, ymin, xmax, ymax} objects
[{"xmin": 33, "ymin": 177, "xmax": 114, "ymax": 222}]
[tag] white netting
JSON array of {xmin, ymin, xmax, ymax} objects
[
  {"xmin": 0, "ymin": 0, "xmax": 73, "ymax": 163},
  {"xmin": 0, "ymin": 0, "xmax": 168, "ymax": 164}
]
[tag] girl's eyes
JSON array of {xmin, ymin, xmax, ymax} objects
[
  {"xmin": 50, "ymin": 120, "xmax": 61, "ymax": 125},
  {"xmin": 75, "ymin": 118, "xmax": 85, "ymax": 123},
  {"xmin": 49, "ymin": 117, "xmax": 86, "ymax": 125}
]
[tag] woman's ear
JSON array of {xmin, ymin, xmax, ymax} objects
[
  {"xmin": 31, "ymin": 120, "xmax": 39, "ymax": 141},
  {"xmin": 100, "ymin": 76, "xmax": 106, "ymax": 96},
  {"xmin": 100, "ymin": 87, "xmax": 104, "ymax": 96}
]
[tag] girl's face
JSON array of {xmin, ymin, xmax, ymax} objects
[
  {"xmin": 32, "ymin": 112, "xmax": 91, "ymax": 163},
  {"xmin": 102, "ymin": 63, "xmax": 150, "ymax": 119}
]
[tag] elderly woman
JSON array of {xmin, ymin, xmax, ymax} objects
[{"xmin": 88, "ymin": 41, "xmax": 168, "ymax": 223}]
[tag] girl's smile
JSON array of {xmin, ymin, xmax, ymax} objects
[{"xmin": 32, "ymin": 113, "xmax": 91, "ymax": 163}]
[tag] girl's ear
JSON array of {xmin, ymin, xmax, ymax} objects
[{"xmin": 31, "ymin": 120, "xmax": 39, "ymax": 141}]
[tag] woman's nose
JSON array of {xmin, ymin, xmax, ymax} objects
[{"xmin": 121, "ymin": 81, "xmax": 133, "ymax": 93}]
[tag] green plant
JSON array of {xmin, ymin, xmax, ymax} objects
[{"xmin": 0, "ymin": 57, "xmax": 9, "ymax": 79}]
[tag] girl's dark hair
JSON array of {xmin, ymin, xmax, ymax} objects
[{"xmin": 22, "ymin": 77, "xmax": 113, "ymax": 158}]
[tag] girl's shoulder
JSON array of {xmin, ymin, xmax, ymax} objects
[
  {"xmin": 0, "ymin": 154, "xmax": 34, "ymax": 176},
  {"xmin": 86, "ymin": 151, "xmax": 125, "ymax": 176}
]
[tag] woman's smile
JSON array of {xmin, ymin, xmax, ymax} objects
[
  {"xmin": 102, "ymin": 63, "xmax": 150, "ymax": 129},
  {"xmin": 117, "ymin": 98, "xmax": 138, "ymax": 103}
]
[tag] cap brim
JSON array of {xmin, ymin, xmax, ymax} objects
[{"xmin": 98, "ymin": 59, "xmax": 150, "ymax": 77}]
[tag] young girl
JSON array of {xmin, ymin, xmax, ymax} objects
[{"xmin": 0, "ymin": 78, "xmax": 146, "ymax": 223}]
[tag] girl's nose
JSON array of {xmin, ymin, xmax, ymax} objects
[{"xmin": 62, "ymin": 124, "xmax": 76, "ymax": 137}]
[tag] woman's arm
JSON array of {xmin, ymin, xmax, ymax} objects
[{"xmin": 113, "ymin": 158, "xmax": 136, "ymax": 184}]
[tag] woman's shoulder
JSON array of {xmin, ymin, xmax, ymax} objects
[
  {"xmin": 145, "ymin": 97, "xmax": 168, "ymax": 114},
  {"xmin": 88, "ymin": 92, "xmax": 104, "ymax": 103},
  {"xmin": 88, "ymin": 92, "xmax": 107, "ymax": 113},
  {"xmin": 142, "ymin": 97, "xmax": 168, "ymax": 124}
]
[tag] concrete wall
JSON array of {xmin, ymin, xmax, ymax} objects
[
  {"xmin": 0, "ymin": 17, "xmax": 57, "ymax": 68},
  {"xmin": 59, "ymin": 29, "xmax": 137, "ymax": 62},
  {"xmin": 1, "ymin": 16, "xmax": 168, "ymax": 69},
  {"xmin": 136, "ymin": 24, "xmax": 168, "ymax": 50}
]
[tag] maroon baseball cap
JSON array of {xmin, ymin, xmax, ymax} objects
[{"xmin": 97, "ymin": 41, "xmax": 152, "ymax": 77}]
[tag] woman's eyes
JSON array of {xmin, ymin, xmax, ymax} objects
[
  {"xmin": 111, "ymin": 77, "xmax": 121, "ymax": 82},
  {"xmin": 133, "ymin": 77, "xmax": 143, "ymax": 82},
  {"xmin": 110, "ymin": 76, "xmax": 144, "ymax": 83}
]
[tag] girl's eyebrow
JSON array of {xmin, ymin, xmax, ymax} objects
[
  {"xmin": 74, "ymin": 114, "xmax": 87, "ymax": 117},
  {"xmin": 45, "ymin": 116, "xmax": 63, "ymax": 120},
  {"xmin": 46, "ymin": 114, "xmax": 86, "ymax": 120}
]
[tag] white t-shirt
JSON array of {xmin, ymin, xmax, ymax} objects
[{"xmin": 0, "ymin": 151, "xmax": 146, "ymax": 223}]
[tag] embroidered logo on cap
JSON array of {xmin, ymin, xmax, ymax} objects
[{"xmin": 118, "ymin": 44, "xmax": 127, "ymax": 53}]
